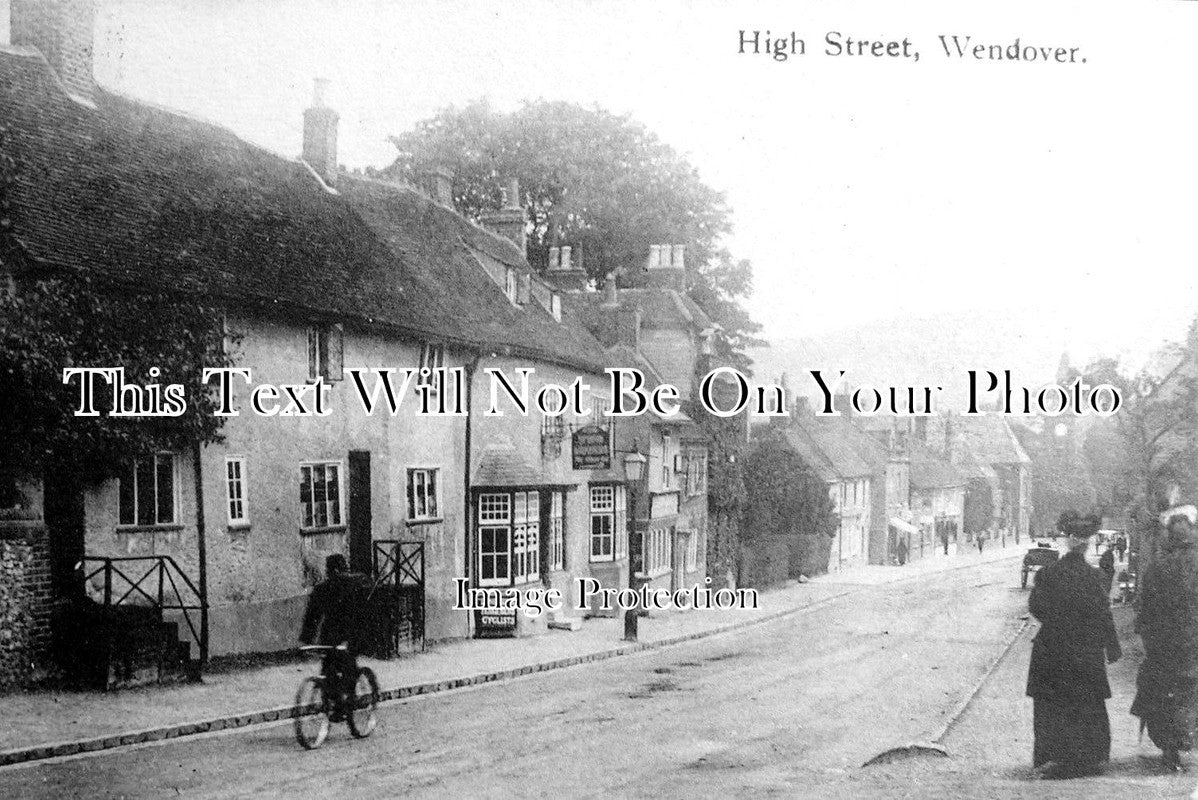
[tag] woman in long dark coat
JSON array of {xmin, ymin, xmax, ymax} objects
[
  {"xmin": 1026, "ymin": 513, "xmax": 1121, "ymax": 777},
  {"xmin": 1132, "ymin": 508, "xmax": 1198, "ymax": 771}
]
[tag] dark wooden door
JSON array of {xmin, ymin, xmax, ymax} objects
[{"xmin": 348, "ymin": 451, "xmax": 372, "ymax": 575}]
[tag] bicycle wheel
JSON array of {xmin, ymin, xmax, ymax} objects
[
  {"xmin": 294, "ymin": 676, "xmax": 330, "ymax": 749},
  {"xmin": 347, "ymin": 667, "xmax": 379, "ymax": 738}
]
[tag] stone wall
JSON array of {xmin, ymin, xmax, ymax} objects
[{"xmin": 0, "ymin": 519, "xmax": 53, "ymax": 689}]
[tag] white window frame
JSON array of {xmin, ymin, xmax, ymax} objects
[
  {"xmin": 640, "ymin": 524, "xmax": 674, "ymax": 576},
  {"xmin": 589, "ymin": 485, "xmax": 614, "ymax": 562},
  {"xmin": 407, "ymin": 467, "xmax": 441, "ymax": 521},
  {"xmin": 299, "ymin": 461, "xmax": 344, "ymax": 531},
  {"xmin": 505, "ymin": 268, "xmax": 518, "ymax": 304},
  {"xmin": 589, "ymin": 484, "xmax": 627, "ymax": 562},
  {"xmin": 684, "ymin": 530, "xmax": 699, "ymax": 572},
  {"xmin": 477, "ymin": 491, "xmax": 543, "ymax": 587},
  {"xmin": 549, "ymin": 491, "xmax": 565, "ymax": 571},
  {"xmin": 513, "ymin": 491, "xmax": 540, "ymax": 585},
  {"xmin": 118, "ymin": 453, "xmax": 180, "ymax": 528},
  {"xmin": 418, "ymin": 341, "xmax": 445, "ymax": 389},
  {"xmin": 225, "ymin": 456, "xmax": 249, "ymax": 528},
  {"xmin": 307, "ymin": 323, "xmax": 344, "ymax": 382},
  {"xmin": 550, "ymin": 293, "xmax": 562, "ymax": 322}
]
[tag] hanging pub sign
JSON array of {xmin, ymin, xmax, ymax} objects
[{"xmin": 571, "ymin": 425, "xmax": 611, "ymax": 470}]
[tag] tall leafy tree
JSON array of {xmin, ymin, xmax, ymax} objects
[
  {"xmin": 385, "ymin": 99, "xmax": 763, "ymax": 370},
  {"xmin": 743, "ymin": 427, "xmax": 838, "ymax": 578},
  {"xmin": 0, "ymin": 122, "xmax": 233, "ymax": 501},
  {"xmin": 1082, "ymin": 324, "xmax": 1198, "ymax": 559}
]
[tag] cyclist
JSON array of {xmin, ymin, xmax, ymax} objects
[{"xmin": 299, "ymin": 553, "xmax": 367, "ymax": 720}]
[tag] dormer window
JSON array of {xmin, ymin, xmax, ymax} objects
[
  {"xmin": 418, "ymin": 341, "xmax": 445, "ymax": 388},
  {"xmin": 308, "ymin": 323, "xmax": 343, "ymax": 381},
  {"xmin": 505, "ymin": 268, "xmax": 517, "ymax": 304}
]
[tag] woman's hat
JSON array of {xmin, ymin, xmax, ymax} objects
[{"xmin": 1160, "ymin": 505, "xmax": 1198, "ymax": 527}]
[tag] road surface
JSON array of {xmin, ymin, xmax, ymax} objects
[{"xmin": 4, "ymin": 557, "xmax": 1049, "ymax": 798}]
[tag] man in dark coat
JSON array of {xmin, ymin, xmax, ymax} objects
[
  {"xmin": 1132, "ymin": 508, "xmax": 1198, "ymax": 771},
  {"xmin": 1026, "ymin": 513, "xmax": 1121, "ymax": 777},
  {"xmin": 300, "ymin": 554, "xmax": 368, "ymax": 715},
  {"xmin": 1099, "ymin": 546, "xmax": 1117, "ymax": 597}
]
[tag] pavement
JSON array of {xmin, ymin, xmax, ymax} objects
[{"xmin": 0, "ymin": 540, "xmax": 1029, "ymax": 768}]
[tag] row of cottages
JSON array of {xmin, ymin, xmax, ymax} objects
[
  {"xmin": 550, "ymin": 247, "xmax": 714, "ymax": 598},
  {"xmin": 773, "ymin": 401, "xmax": 1024, "ymax": 571},
  {"xmin": 0, "ymin": 0, "xmax": 708, "ymax": 672}
]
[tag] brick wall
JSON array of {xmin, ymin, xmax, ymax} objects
[{"xmin": 0, "ymin": 519, "xmax": 53, "ymax": 689}]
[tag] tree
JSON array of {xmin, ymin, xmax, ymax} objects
[
  {"xmin": 0, "ymin": 122, "xmax": 233, "ymax": 499},
  {"xmin": 1082, "ymin": 326, "xmax": 1198, "ymax": 560},
  {"xmin": 742, "ymin": 428, "xmax": 838, "ymax": 577},
  {"xmin": 385, "ymin": 99, "xmax": 763, "ymax": 370},
  {"xmin": 1010, "ymin": 417, "xmax": 1097, "ymax": 534}
]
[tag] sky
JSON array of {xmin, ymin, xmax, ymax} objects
[{"xmin": 6, "ymin": 0, "xmax": 1195, "ymax": 377}]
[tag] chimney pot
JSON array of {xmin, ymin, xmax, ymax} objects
[
  {"xmin": 479, "ymin": 176, "xmax": 528, "ymax": 252},
  {"xmin": 11, "ymin": 0, "xmax": 96, "ymax": 104},
  {"xmin": 548, "ymin": 247, "xmax": 561, "ymax": 270},
  {"xmin": 648, "ymin": 245, "xmax": 661, "ymax": 269},
  {"xmin": 672, "ymin": 244, "xmax": 686, "ymax": 270},
  {"xmin": 302, "ymin": 78, "xmax": 339, "ymax": 186},
  {"xmin": 561, "ymin": 245, "xmax": 572, "ymax": 270},
  {"xmin": 429, "ymin": 164, "xmax": 454, "ymax": 206},
  {"xmin": 311, "ymin": 77, "xmax": 330, "ymax": 108},
  {"xmin": 603, "ymin": 273, "xmax": 618, "ymax": 305}
]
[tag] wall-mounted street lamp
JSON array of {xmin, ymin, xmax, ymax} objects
[{"xmin": 622, "ymin": 446, "xmax": 647, "ymax": 642}]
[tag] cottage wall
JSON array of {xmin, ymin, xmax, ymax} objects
[{"xmin": 83, "ymin": 314, "xmax": 468, "ymax": 655}]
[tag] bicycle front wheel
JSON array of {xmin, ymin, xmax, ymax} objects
[
  {"xmin": 347, "ymin": 667, "xmax": 379, "ymax": 738},
  {"xmin": 294, "ymin": 676, "xmax": 330, "ymax": 749}
]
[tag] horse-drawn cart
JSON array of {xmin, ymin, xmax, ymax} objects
[{"xmin": 1022, "ymin": 544, "xmax": 1060, "ymax": 589}]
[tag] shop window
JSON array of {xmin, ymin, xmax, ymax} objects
[
  {"xmin": 477, "ymin": 490, "xmax": 541, "ymax": 586},
  {"xmin": 590, "ymin": 484, "xmax": 627, "ymax": 562},
  {"xmin": 549, "ymin": 491, "xmax": 565, "ymax": 571}
]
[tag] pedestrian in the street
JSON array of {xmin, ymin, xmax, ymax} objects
[
  {"xmin": 896, "ymin": 537, "xmax": 908, "ymax": 566},
  {"xmin": 1099, "ymin": 545, "xmax": 1116, "ymax": 597},
  {"xmin": 1131, "ymin": 506, "xmax": 1198, "ymax": 772},
  {"xmin": 977, "ymin": 529, "xmax": 986, "ymax": 554},
  {"xmin": 1116, "ymin": 534, "xmax": 1128, "ymax": 563},
  {"xmin": 1026, "ymin": 511, "xmax": 1121, "ymax": 779}
]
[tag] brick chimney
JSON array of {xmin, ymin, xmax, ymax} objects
[
  {"xmin": 543, "ymin": 245, "xmax": 589, "ymax": 292},
  {"xmin": 643, "ymin": 244, "xmax": 686, "ymax": 292},
  {"xmin": 423, "ymin": 164, "xmax": 454, "ymax": 206},
  {"xmin": 616, "ymin": 307, "xmax": 641, "ymax": 350},
  {"xmin": 11, "ymin": 0, "xmax": 95, "ymax": 105},
  {"xmin": 479, "ymin": 178, "xmax": 527, "ymax": 254},
  {"xmin": 302, "ymin": 78, "xmax": 339, "ymax": 186}
]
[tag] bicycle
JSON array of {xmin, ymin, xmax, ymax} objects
[{"xmin": 294, "ymin": 644, "xmax": 379, "ymax": 749}]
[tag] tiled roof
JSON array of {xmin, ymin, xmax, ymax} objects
[
  {"xmin": 339, "ymin": 176, "xmax": 611, "ymax": 373},
  {"xmin": 566, "ymin": 286, "xmax": 713, "ymax": 336},
  {"xmin": 908, "ymin": 440, "xmax": 965, "ymax": 490},
  {"xmin": 472, "ymin": 443, "xmax": 546, "ymax": 487},
  {"xmin": 954, "ymin": 415, "xmax": 1031, "ymax": 465},
  {"xmin": 0, "ymin": 48, "xmax": 611, "ymax": 375},
  {"xmin": 0, "ymin": 48, "xmax": 449, "ymax": 336},
  {"xmin": 787, "ymin": 417, "xmax": 875, "ymax": 480}
]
